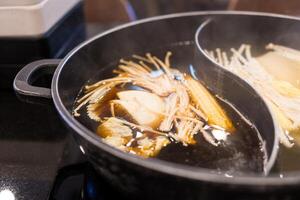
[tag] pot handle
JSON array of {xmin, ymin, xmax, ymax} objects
[{"xmin": 13, "ymin": 59, "xmax": 61, "ymax": 99}]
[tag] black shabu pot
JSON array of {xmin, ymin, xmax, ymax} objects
[{"xmin": 13, "ymin": 11, "xmax": 300, "ymax": 200}]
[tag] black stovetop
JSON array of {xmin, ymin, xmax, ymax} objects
[
  {"xmin": 0, "ymin": 89, "xmax": 127, "ymax": 200},
  {"xmin": 0, "ymin": 20, "xmax": 125, "ymax": 199},
  {"xmin": 0, "ymin": 90, "xmax": 80, "ymax": 200}
]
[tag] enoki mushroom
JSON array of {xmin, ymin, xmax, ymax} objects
[
  {"xmin": 206, "ymin": 44, "xmax": 300, "ymax": 148},
  {"xmin": 73, "ymin": 51, "xmax": 233, "ymax": 157}
]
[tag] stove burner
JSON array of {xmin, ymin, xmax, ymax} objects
[{"xmin": 49, "ymin": 163, "xmax": 130, "ymax": 200}]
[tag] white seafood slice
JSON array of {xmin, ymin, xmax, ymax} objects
[{"xmin": 115, "ymin": 90, "xmax": 165, "ymax": 128}]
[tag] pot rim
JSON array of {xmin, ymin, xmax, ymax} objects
[{"xmin": 52, "ymin": 10, "xmax": 300, "ymax": 186}]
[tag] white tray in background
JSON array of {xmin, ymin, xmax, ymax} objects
[
  {"xmin": 0, "ymin": 0, "xmax": 81, "ymax": 37},
  {"xmin": 0, "ymin": 0, "xmax": 43, "ymax": 6}
]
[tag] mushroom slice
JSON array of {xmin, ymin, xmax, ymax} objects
[
  {"xmin": 135, "ymin": 136, "xmax": 170, "ymax": 157},
  {"xmin": 97, "ymin": 117, "xmax": 133, "ymax": 152},
  {"xmin": 97, "ymin": 117, "xmax": 133, "ymax": 138},
  {"xmin": 185, "ymin": 76, "xmax": 234, "ymax": 131}
]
